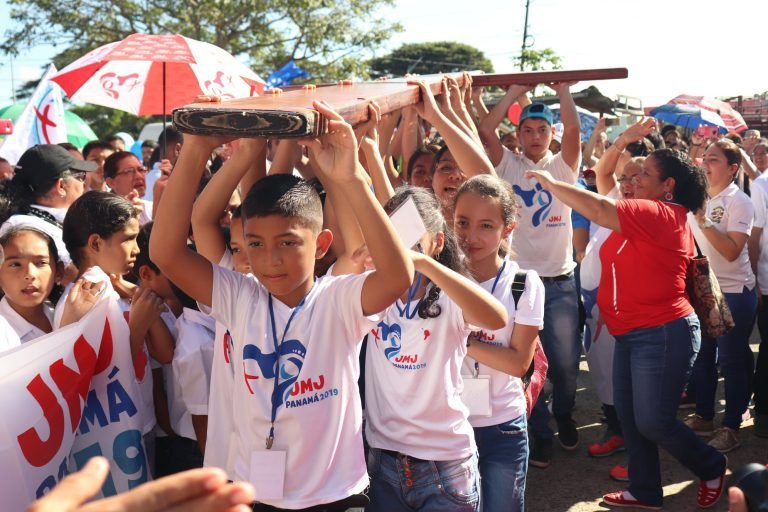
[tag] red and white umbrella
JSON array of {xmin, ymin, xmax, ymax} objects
[
  {"xmin": 667, "ymin": 94, "xmax": 748, "ymax": 133},
  {"xmin": 51, "ymin": 33, "xmax": 265, "ymax": 116}
]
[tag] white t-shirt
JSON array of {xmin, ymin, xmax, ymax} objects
[
  {"xmin": 0, "ymin": 296, "xmax": 54, "ymax": 344},
  {"xmin": 461, "ymin": 260, "xmax": 544, "ymax": 427},
  {"xmin": 53, "ymin": 267, "xmax": 156, "ymax": 434},
  {"xmin": 138, "ymin": 199, "xmax": 153, "ymax": 226},
  {"xmin": 495, "ymin": 147, "xmax": 577, "ymax": 277},
  {"xmin": 364, "ymin": 289, "xmax": 476, "ymax": 461},
  {"xmin": 203, "ymin": 250, "xmax": 239, "ymax": 474},
  {"xmin": 0, "ymin": 309, "xmax": 22, "ymax": 353},
  {"xmin": 210, "ymin": 265, "xmax": 374, "ymax": 509},
  {"xmin": 689, "ymin": 183, "xmax": 755, "ymax": 293},
  {"xmin": 0, "ymin": 206, "xmax": 71, "ymax": 265},
  {"xmin": 751, "ymin": 177, "xmax": 768, "ymax": 291},
  {"xmin": 173, "ymin": 308, "xmax": 216, "ymax": 417}
]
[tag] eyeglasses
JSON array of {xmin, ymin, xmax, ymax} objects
[
  {"xmin": 63, "ymin": 170, "xmax": 87, "ymax": 182},
  {"xmin": 114, "ymin": 166, "xmax": 148, "ymax": 177}
]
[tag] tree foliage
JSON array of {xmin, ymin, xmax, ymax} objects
[
  {"xmin": 2, "ymin": 0, "xmax": 402, "ymax": 81},
  {"xmin": 514, "ymin": 48, "xmax": 562, "ymax": 72},
  {"xmin": 370, "ymin": 41, "xmax": 494, "ymax": 78},
  {"xmin": 67, "ymin": 104, "xmax": 158, "ymax": 140}
]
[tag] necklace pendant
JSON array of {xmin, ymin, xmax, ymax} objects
[{"xmin": 266, "ymin": 436, "xmax": 273, "ymax": 449}]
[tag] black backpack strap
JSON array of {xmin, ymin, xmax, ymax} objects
[
  {"xmin": 511, "ymin": 270, "xmax": 527, "ymax": 308},
  {"xmin": 511, "ymin": 269, "xmax": 536, "ymax": 388}
]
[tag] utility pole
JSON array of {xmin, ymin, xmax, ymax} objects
[
  {"xmin": 520, "ymin": 0, "xmax": 533, "ymax": 71},
  {"xmin": 10, "ymin": 56, "xmax": 17, "ymax": 103}
]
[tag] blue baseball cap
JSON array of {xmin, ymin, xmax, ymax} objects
[{"xmin": 518, "ymin": 102, "xmax": 554, "ymax": 127}]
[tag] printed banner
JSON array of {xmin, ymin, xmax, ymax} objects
[
  {"xmin": 0, "ymin": 64, "xmax": 68, "ymax": 164},
  {"xmin": 0, "ymin": 293, "xmax": 149, "ymax": 512}
]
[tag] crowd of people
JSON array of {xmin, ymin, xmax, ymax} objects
[{"xmin": 0, "ymin": 74, "xmax": 764, "ymax": 512}]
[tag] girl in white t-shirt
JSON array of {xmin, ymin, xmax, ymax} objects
[
  {"xmin": 56, "ymin": 191, "xmax": 172, "ymax": 439},
  {"xmin": 0, "ymin": 227, "xmax": 60, "ymax": 348},
  {"xmin": 365, "ymin": 186, "xmax": 508, "ymax": 512},
  {"xmin": 687, "ymin": 139, "xmax": 757, "ymax": 453},
  {"xmin": 453, "ymin": 175, "xmax": 544, "ymax": 512}
]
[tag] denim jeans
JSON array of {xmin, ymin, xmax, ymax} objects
[
  {"xmin": 366, "ymin": 448, "xmax": 480, "ymax": 512},
  {"xmin": 529, "ymin": 274, "xmax": 582, "ymax": 439},
  {"xmin": 693, "ymin": 287, "xmax": 757, "ymax": 429},
  {"xmin": 473, "ymin": 414, "xmax": 528, "ymax": 512},
  {"xmin": 613, "ymin": 313, "xmax": 726, "ymax": 506},
  {"xmin": 754, "ymin": 295, "xmax": 768, "ymax": 414}
]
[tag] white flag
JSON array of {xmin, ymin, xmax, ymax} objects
[{"xmin": 0, "ymin": 64, "xmax": 68, "ymax": 165}]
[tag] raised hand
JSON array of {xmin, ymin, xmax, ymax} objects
[
  {"xmin": 59, "ymin": 278, "xmax": 104, "ymax": 327},
  {"xmin": 299, "ymin": 100, "xmax": 360, "ymax": 184},
  {"xmin": 524, "ymin": 169, "xmax": 557, "ymax": 191},
  {"xmin": 548, "ymin": 80, "xmax": 578, "ymax": 95},
  {"xmin": 408, "ymin": 79, "xmax": 442, "ymax": 124},
  {"xmin": 617, "ymin": 117, "xmax": 657, "ymax": 146},
  {"xmin": 356, "ymin": 101, "xmax": 382, "ymax": 150},
  {"xmin": 129, "ymin": 286, "xmax": 165, "ymax": 336}
]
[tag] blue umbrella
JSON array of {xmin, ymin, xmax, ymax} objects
[{"xmin": 649, "ymin": 103, "xmax": 727, "ymax": 133}]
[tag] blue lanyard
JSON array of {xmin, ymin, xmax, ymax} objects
[
  {"xmin": 266, "ymin": 289, "xmax": 311, "ymax": 449},
  {"xmin": 395, "ymin": 272, "xmax": 424, "ymax": 319},
  {"xmin": 474, "ymin": 260, "xmax": 507, "ymax": 376},
  {"xmin": 490, "ymin": 259, "xmax": 507, "ymax": 294}
]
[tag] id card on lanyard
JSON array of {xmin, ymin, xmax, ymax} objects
[
  {"xmin": 249, "ymin": 288, "xmax": 313, "ymax": 501},
  {"xmin": 461, "ymin": 260, "xmax": 507, "ymax": 418}
]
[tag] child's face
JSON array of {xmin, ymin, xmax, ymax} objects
[
  {"xmin": 243, "ymin": 214, "xmax": 325, "ymax": 303},
  {"xmin": 431, "ymin": 151, "xmax": 466, "ymax": 206},
  {"xmin": 453, "ymin": 192, "xmax": 510, "ymax": 263},
  {"xmin": 96, "ymin": 218, "xmax": 140, "ymax": 276},
  {"xmin": 229, "ymin": 218, "xmax": 252, "ymax": 275},
  {"xmin": 0, "ymin": 232, "xmax": 56, "ymax": 310}
]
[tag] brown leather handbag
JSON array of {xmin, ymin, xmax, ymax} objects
[{"xmin": 686, "ymin": 240, "xmax": 735, "ymax": 338}]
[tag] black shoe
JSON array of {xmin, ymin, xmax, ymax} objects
[
  {"xmin": 555, "ymin": 414, "xmax": 579, "ymax": 451},
  {"xmin": 529, "ymin": 436, "xmax": 552, "ymax": 469}
]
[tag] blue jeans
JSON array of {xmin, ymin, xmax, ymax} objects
[
  {"xmin": 613, "ymin": 313, "xmax": 726, "ymax": 506},
  {"xmin": 529, "ymin": 274, "xmax": 582, "ymax": 439},
  {"xmin": 693, "ymin": 287, "xmax": 757, "ymax": 429},
  {"xmin": 474, "ymin": 415, "xmax": 528, "ymax": 512},
  {"xmin": 366, "ymin": 448, "xmax": 480, "ymax": 512}
]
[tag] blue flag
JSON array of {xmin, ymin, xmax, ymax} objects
[{"xmin": 265, "ymin": 60, "xmax": 310, "ymax": 90}]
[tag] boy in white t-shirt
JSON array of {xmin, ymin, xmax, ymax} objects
[
  {"xmin": 150, "ymin": 101, "xmax": 413, "ymax": 510},
  {"xmin": 478, "ymin": 83, "xmax": 583, "ymax": 468}
]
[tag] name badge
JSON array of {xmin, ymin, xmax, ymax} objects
[
  {"xmin": 250, "ymin": 450, "xmax": 287, "ymax": 501},
  {"xmin": 461, "ymin": 375, "xmax": 492, "ymax": 417}
]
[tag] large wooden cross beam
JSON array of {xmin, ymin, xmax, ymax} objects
[{"xmin": 172, "ymin": 67, "xmax": 627, "ymax": 139}]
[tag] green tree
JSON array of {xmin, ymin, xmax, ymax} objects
[
  {"xmin": 67, "ymin": 104, "xmax": 158, "ymax": 140},
  {"xmin": 1, "ymin": 0, "xmax": 401, "ymax": 82},
  {"xmin": 370, "ymin": 41, "xmax": 494, "ymax": 78},
  {"xmin": 514, "ymin": 48, "xmax": 562, "ymax": 72}
]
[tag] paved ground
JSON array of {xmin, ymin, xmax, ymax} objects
[{"xmin": 526, "ymin": 339, "xmax": 767, "ymax": 512}]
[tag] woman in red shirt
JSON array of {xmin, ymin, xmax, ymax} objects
[{"xmin": 527, "ymin": 147, "xmax": 727, "ymax": 510}]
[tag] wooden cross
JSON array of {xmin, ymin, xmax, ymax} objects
[{"xmin": 172, "ymin": 68, "xmax": 627, "ymax": 138}]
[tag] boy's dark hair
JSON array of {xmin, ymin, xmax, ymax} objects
[
  {"xmin": 241, "ymin": 174, "xmax": 323, "ymax": 233},
  {"xmin": 646, "ymin": 131, "xmax": 664, "ymax": 150},
  {"xmin": 82, "ymin": 140, "xmax": 112, "ymax": 159},
  {"xmin": 384, "ymin": 186, "xmax": 466, "ymax": 319},
  {"xmin": 57, "ymin": 142, "xmax": 79, "ymax": 153},
  {"xmin": 141, "ymin": 139, "xmax": 158, "ymax": 150},
  {"xmin": 63, "ymin": 190, "xmax": 138, "ymax": 269},
  {"xmin": 626, "ymin": 138, "xmax": 655, "ymax": 157},
  {"xmin": 133, "ymin": 221, "xmax": 158, "ymax": 279}
]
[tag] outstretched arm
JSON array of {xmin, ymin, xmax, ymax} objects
[
  {"xmin": 191, "ymin": 139, "xmax": 267, "ymax": 264},
  {"xmin": 151, "ymin": 134, "xmax": 224, "ymax": 306},
  {"xmin": 410, "ymin": 79, "xmax": 494, "ymax": 177},
  {"xmin": 478, "ymin": 84, "xmax": 532, "ymax": 166},
  {"xmin": 412, "ymin": 252, "xmax": 507, "ymax": 330},
  {"xmin": 550, "ymin": 81, "xmax": 581, "ymax": 172},
  {"xmin": 300, "ymin": 101, "xmax": 413, "ymax": 315},
  {"xmin": 526, "ymin": 170, "xmax": 621, "ymax": 232}
]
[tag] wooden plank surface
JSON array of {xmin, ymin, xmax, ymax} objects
[{"xmin": 172, "ymin": 68, "xmax": 628, "ymax": 138}]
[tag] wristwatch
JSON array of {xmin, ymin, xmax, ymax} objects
[{"xmin": 700, "ymin": 217, "xmax": 715, "ymax": 229}]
